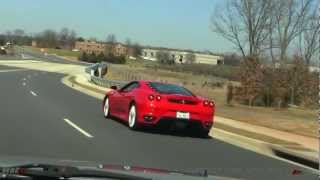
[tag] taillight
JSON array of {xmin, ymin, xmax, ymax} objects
[
  {"xmin": 203, "ymin": 100, "xmax": 215, "ymax": 107},
  {"xmin": 209, "ymin": 101, "xmax": 215, "ymax": 107},
  {"xmin": 148, "ymin": 95, "xmax": 155, "ymax": 101},
  {"xmin": 149, "ymin": 95, "xmax": 161, "ymax": 101}
]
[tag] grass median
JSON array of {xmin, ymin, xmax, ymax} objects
[{"xmin": 68, "ymin": 76, "xmax": 106, "ymax": 95}]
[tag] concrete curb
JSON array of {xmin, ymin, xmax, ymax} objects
[{"xmin": 212, "ymin": 128, "xmax": 319, "ymax": 174}]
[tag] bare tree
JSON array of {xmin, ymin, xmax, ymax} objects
[
  {"xmin": 132, "ymin": 42, "xmax": 142, "ymax": 57},
  {"xmin": 298, "ymin": 3, "xmax": 320, "ymax": 65},
  {"xmin": 106, "ymin": 34, "xmax": 117, "ymax": 44},
  {"xmin": 13, "ymin": 29, "xmax": 25, "ymax": 37},
  {"xmin": 89, "ymin": 37, "xmax": 97, "ymax": 42},
  {"xmin": 13, "ymin": 29, "xmax": 26, "ymax": 45},
  {"xmin": 37, "ymin": 29, "xmax": 59, "ymax": 48},
  {"xmin": 59, "ymin": 27, "xmax": 69, "ymax": 48},
  {"xmin": 156, "ymin": 51, "xmax": 172, "ymax": 64},
  {"xmin": 125, "ymin": 38, "xmax": 131, "ymax": 46},
  {"xmin": 58, "ymin": 28, "xmax": 77, "ymax": 49},
  {"xmin": 5, "ymin": 31, "xmax": 13, "ymax": 43},
  {"xmin": 211, "ymin": 0, "xmax": 272, "ymax": 57},
  {"xmin": 68, "ymin": 30, "xmax": 77, "ymax": 49},
  {"xmin": 271, "ymin": 0, "xmax": 313, "ymax": 63},
  {"xmin": 185, "ymin": 53, "xmax": 196, "ymax": 64}
]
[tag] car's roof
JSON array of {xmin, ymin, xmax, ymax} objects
[{"xmin": 137, "ymin": 80, "xmax": 181, "ymax": 87}]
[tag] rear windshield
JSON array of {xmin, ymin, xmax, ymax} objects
[{"xmin": 149, "ymin": 82, "xmax": 194, "ymax": 96}]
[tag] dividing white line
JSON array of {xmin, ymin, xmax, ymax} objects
[
  {"xmin": 63, "ymin": 118, "xmax": 94, "ymax": 138},
  {"xmin": 30, "ymin": 91, "xmax": 37, "ymax": 96},
  {"xmin": 22, "ymin": 82, "xmax": 26, "ymax": 86}
]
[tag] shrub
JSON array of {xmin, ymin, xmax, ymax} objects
[
  {"xmin": 236, "ymin": 57, "xmax": 269, "ymax": 106},
  {"xmin": 78, "ymin": 52, "xmax": 127, "ymax": 64},
  {"xmin": 185, "ymin": 53, "xmax": 196, "ymax": 64},
  {"xmin": 150, "ymin": 63, "xmax": 239, "ymax": 80},
  {"xmin": 88, "ymin": 52, "xmax": 98, "ymax": 63},
  {"xmin": 79, "ymin": 52, "xmax": 87, "ymax": 61},
  {"xmin": 226, "ymin": 83, "xmax": 234, "ymax": 105},
  {"xmin": 234, "ymin": 55, "xmax": 317, "ymax": 109},
  {"xmin": 156, "ymin": 51, "xmax": 173, "ymax": 65},
  {"xmin": 0, "ymin": 49, "xmax": 6, "ymax": 55},
  {"xmin": 223, "ymin": 53, "xmax": 242, "ymax": 66},
  {"xmin": 103, "ymin": 54, "xmax": 126, "ymax": 64}
]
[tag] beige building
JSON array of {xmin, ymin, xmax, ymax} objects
[
  {"xmin": 141, "ymin": 48, "xmax": 224, "ymax": 65},
  {"xmin": 75, "ymin": 41, "xmax": 106, "ymax": 55},
  {"xmin": 75, "ymin": 41, "xmax": 134, "ymax": 57},
  {"xmin": 31, "ymin": 40, "xmax": 37, "ymax": 47}
]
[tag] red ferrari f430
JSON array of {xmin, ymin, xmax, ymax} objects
[{"xmin": 103, "ymin": 81, "xmax": 215, "ymax": 137}]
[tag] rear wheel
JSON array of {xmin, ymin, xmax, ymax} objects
[
  {"xmin": 128, "ymin": 104, "xmax": 139, "ymax": 130},
  {"xmin": 198, "ymin": 129, "xmax": 209, "ymax": 138},
  {"xmin": 103, "ymin": 97, "xmax": 110, "ymax": 118}
]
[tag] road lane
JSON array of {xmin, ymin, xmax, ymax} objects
[
  {"xmin": 0, "ymin": 70, "xmax": 316, "ymax": 180},
  {"xmin": 63, "ymin": 118, "xmax": 94, "ymax": 138},
  {"xmin": 0, "ymin": 71, "xmax": 94, "ymax": 159}
]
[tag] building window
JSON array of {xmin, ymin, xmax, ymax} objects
[
  {"xmin": 151, "ymin": 52, "xmax": 154, "ymax": 57},
  {"xmin": 179, "ymin": 55, "xmax": 183, "ymax": 63},
  {"xmin": 172, "ymin": 54, "xmax": 175, "ymax": 58},
  {"xmin": 144, "ymin": 52, "xmax": 147, "ymax": 56}
]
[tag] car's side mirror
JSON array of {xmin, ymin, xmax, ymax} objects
[{"xmin": 110, "ymin": 86, "xmax": 118, "ymax": 90}]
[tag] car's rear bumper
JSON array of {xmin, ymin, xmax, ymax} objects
[{"xmin": 138, "ymin": 111, "xmax": 213, "ymax": 130}]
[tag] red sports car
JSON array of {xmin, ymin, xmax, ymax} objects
[{"xmin": 102, "ymin": 80, "xmax": 215, "ymax": 136}]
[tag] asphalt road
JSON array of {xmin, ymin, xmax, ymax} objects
[
  {"xmin": 21, "ymin": 50, "xmax": 90, "ymax": 66},
  {"xmin": 0, "ymin": 66, "xmax": 317, "ymax": 180}
]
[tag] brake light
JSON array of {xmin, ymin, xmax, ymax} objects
[
  {"xmin": 203, "ymin": 100, "xmax": 215, "ymax": 107},
  {"xmin": 209, "ymin": 101, "xmax": 215, "ymax": 107},
  {"xmin": 156, "ymin": 95, "xmax": 161, "ymax": 101},
  {"xmin": 148, "ymin": 95, "xmax": 155, "ymax": 101}
]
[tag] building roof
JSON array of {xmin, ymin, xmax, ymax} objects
[{"xmin": 141, "ymin": 45, "xmax": 223, "ymax": 56}]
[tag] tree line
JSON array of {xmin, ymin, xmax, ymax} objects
[
  {"xmin": 0, "ymin": 28, "xmax": 79, "ymax": 49},
  {"xmin": 0, "ymin": 29, "xmax": 32, "ymax": 46},
  {"xmin": 212, "ymin": 0, "xmax": 319, "ymax": 109},
  {"xmin": 212, "ymin": 0, "xmax": 319, "ymax": 65},
  {"xmin": 78, "ymin": 51, "xmax": 126, "ymax": 64}
]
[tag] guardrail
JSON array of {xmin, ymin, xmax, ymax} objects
[
  {"xmin": 85, "ymin": 63, "xmax": 127, "ymax": 89},
  {"xmin": 85, "ymin": 63, "xmax": 99, "ymax": 74},
  {"xmin": 90, "ymin": 76, "xmax": 126, "ymax": 88}
]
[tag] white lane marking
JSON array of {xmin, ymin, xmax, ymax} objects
[
  {"xmin": 63, "ymin": 118, "xmax": 94, "ymax": 138},
  {"xmin": 30, "ymin": 91, "xmax": 37, "ymax": 96},
  {"xmin": 22, "ymin": 82, "xmax": 26, "ymax": 86},
  {"xmin": 0, "ymin": 69, "xmax": 24, "ymax": 73},
  {"xmin": 23, "ymin": 78, "xmax": 26, "ymax": 81}
]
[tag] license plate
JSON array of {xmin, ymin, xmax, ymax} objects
[{"xmin": 176, "ymin": 112, "xmax": 190, "ymax": 119}]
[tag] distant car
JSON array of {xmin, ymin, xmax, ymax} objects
[
  {"xmin": 103, "ymin": 81, "xmax": 215, "ymax": 137},
  {"xmin": 72, "ymin": 49, "xmax": 80, "ymax": 52}
]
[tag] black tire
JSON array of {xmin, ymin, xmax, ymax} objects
[
  {"xmin": 128, "ymin": 104, "xmax": 140, "ymax": 130},
  {"xmin": 198, "ymin": 128, "xmax": 209, "ymax": 138}
]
